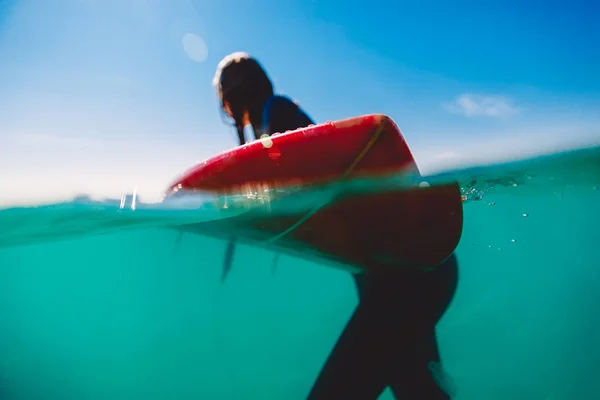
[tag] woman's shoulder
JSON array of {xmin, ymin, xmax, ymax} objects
[
  {"xmin": 264, "ymin": 94, "xmax": 299, "ymax": 111},
  {"xmin": 261, "ymin": 94, "xmax": 315, "ymax": 136},
  {"xmin": 262, "ymin": 95, "xmax": 302, "ymax": 124},
  {"xmin": 265, "ymin": 94, "xmax": 314, "ymax": 122}
]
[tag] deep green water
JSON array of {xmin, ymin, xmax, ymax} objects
[{"xmin": 0, "ymin": 146, "xmax": 599, "ymax": 400}]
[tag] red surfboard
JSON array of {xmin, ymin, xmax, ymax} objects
[{"xmin": 166, "ymin": 114, "xmax": 463, "ymax": 271}]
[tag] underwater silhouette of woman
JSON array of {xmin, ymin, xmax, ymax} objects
[{"xmin": 213, "ymin": 51, "xmax": 459, "ymax": 399}]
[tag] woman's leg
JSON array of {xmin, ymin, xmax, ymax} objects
[
  {"xmin": 387, "ymin": 331, "xmax": 455, "ymax": 399},
  {"xmin": 305, "ymin": 298, "xmax": 389, "ymax": 399},
  {"xmin": 387, "ymin": 254, "xmax": 459, "ymax": 399},
  {"xmin": 306, "ymin": 255, "xmax": 459, "ymax": 400}
]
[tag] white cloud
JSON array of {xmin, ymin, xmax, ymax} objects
[{"xmin": 443, "ymin": 93, "xmax": 518, "ymax": 118}]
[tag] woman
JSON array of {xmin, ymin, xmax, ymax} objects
[
  {"xmin": 213, "ymin": 52, "xmax": 459, "ymax": 399},
  {"xmin": 213, "ymin": 52, "xmax": 314, "ymax": 145}
]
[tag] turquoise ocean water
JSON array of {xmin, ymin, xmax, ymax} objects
[{"xmin": 0, "ymin": 145, "xmax": 599, "ymax": 400}]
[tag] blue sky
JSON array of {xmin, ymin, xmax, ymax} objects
[{"xmin": 0, "ymin": 0, "xmax": 599, "ymax": 205}]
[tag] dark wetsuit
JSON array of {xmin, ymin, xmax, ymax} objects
[
  {"xmin": 262, "ymin": 95, "xmax": 459, "ymax": 399},
  {"xmin": 308, "ymin": 257, "xmax": 458, "ymax": 399},
  {"xmin": 260, "ymin": 94, "xmax": 315, "ymax": 137}
]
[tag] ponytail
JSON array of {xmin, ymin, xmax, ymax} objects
[{"xmin": 236, "ymin": 124, "xmax": 245, "ymax": 146}]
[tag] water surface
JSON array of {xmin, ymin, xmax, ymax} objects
[{"xmin": 0, "ymin": 146, "xmax": 599, "ymax": 399}]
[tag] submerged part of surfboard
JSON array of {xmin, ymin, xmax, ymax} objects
[{"xmin": 165, "ymin": 114, "xmax": 463, "ymax": 272}]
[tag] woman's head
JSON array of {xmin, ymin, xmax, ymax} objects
[{"xmin": 213, "ymin": 52, "xmax": 274, "ymax": 133}]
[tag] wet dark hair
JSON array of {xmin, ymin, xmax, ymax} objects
[{"xmin": 213, "ymin": 52, "xmax": 274, "ymax": 143}]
